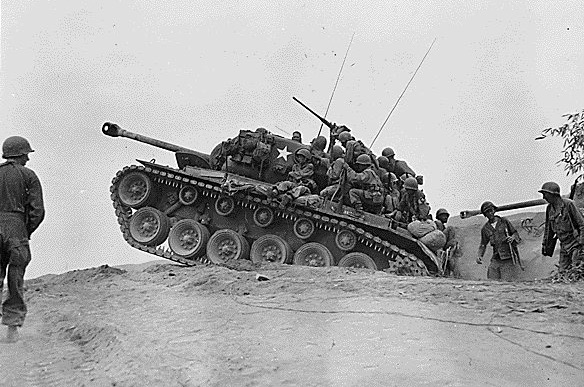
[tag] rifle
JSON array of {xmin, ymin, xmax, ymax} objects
[{"xmin": 505, "ymin": 228, "xmax": 524, "ymax": 271}]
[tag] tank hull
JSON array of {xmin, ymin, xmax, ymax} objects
[{"xmin": 109, "ymin": 160, "xmax": 441, "ymax": 275}]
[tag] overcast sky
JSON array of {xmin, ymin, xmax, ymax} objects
[{"xmin": 1, "ymin": 1, "xmax": 583, "ymax": 278}]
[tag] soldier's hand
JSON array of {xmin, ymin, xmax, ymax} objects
[
  {"xmin": 476, "ymin": 257, "xmax": 483, "ymax": 265},
  {"xmin": 504, "ymin": 236, "xmax": 514, "ymax": 243}
]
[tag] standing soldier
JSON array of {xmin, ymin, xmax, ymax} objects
[
  {"xmin": 435, "ymin": 208, "xmax": 459, "ymax": 276},
  {"xmin": 476, "ymin": 201, "xmax": 521, "ymax": 281},
  {"xmin": 348, "ymin": 154, "xmax": 384, "ymax": 215},
  {"xmin": 540, "ymin": 182, "xmax": 584, "ymax": 271},
  {"xmin": 0, "ymin": 136, "xmax": 44, "ymax": 343}
]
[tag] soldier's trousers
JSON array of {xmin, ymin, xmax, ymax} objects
[
  {"xmin": 348, "ymin": 189, "xmax": 383, "ymax": 213},
  {"xmin": 0, "ymin": 213, "xmax": 31, "ymax": 327},
  {"xmin": 559, "ymin": 239, "xmax": 583, "ymax": 271},
  {"xmin": 487, "ymin": 258, "xmax": 520, "ymax": 281}
]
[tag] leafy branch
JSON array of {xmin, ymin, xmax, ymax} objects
[{"xmin": 536, "ymin": 110, "xmax": 584, "ymax": 176}]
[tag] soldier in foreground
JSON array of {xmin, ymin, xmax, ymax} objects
[
  {"xmin": 540, "ymin": 182, "xmax": 584, "ymax": 271},
  {"xmin": 0, "ymin": 136, "xmax": 45, "ymax": 343},
  {"xmin": 476, "ymin": 201, "xmax": 521, "ymax": 281}
]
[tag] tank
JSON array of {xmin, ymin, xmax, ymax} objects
[{"xmin": 102, "ymin": 122, "xmax": 442, "ymax": 275}]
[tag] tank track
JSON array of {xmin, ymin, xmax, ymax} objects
[{"xmin": 109, "ymin": 164, "xmax": 430, "ymax": 275}]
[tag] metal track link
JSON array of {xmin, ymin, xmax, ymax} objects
[{"xmin": 109, "ymin": 165, "xmax": 429, "ymax": 275}]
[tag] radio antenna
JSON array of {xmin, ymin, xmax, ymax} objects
[{"xmin": 370, "ymin": 38, "xmax": 436, "ymax": 148}]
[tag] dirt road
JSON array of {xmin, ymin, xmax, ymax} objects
[{"xmin": 0, "ymin": 261, "xmax": 583, "ymax": 386}]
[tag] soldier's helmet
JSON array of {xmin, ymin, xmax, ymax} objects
[
  {"xmin": 2, "ymin": 136, "xmax": 34, "ymax": 158},
  {"xmin": 436, "ymin": 208, "xmax": 449, "ymax": 218},
  {"xmin": 538, "ymin": 182, "xmax": 561, "ymax": 196},
  {"xmin": 295, "ymin": 148, "xmax": 311, "ymax": 161},
  {"xmin": 389, "ymin": 172, "xmax": 398, "ymax": 183},
  {"xmin": 311, "ymin": 136, "xmax": 327, "ymax": 151},
  {"xmin": 381, "ymin": 147, "xmax": 395, "ymax": 158},
  {"xmin": 480, "ymin": 201, "xmax": 497, "ymax": 214},
  {"xmin": 330, "ymin": 145, "xmax": 345, "ymax": 160},
  {"xmin": 338, "ymin": 131, "xmax": 354, "ymax": 143},
  {"xmin": 377, "ymin": 155, "xmax": 390, "ymax": 170},
  {"xmin": 355, "ymin": 154, "xmax": 371, "ymax": 166},
  {"xmin": 403, "ymin": 177, "xmax": 418, "ymax": 191}
]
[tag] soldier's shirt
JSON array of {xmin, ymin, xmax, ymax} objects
[
  {"xmin": 547, "ymin": 198, "xmax": 584, "ymax": 244},
  {"xmin": 478, "ymin": 216, "xmax": 518, "ymax": 261}
]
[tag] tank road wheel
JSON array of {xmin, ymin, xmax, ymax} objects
[
  {"xmin": 206, "ymin": 229, "xmax": 250, "ymax": 264},
  {"xmin": 293, "ymin": 217, "xmax": 315, "ymax": 240},
  {"xmin": 335, "ymin": 229, "xmax": 357, "ymax": 252},
  {"xmin": 338, "ymin": 252, "xmax": 378, "ymax": 270},
  {"xmin": 250, "ymin": 235, "xmax": 292, "ymax": 264},
  {"xmin": 215, "ymin": 196, "xmax": 235, "ymax": 216},
  {"xmin": 118, "ymin": 171, "xmax": 153, "ymax": 209},
  {"xmin": 293, "ymin": 242, "xmax": 333, "ymax": 267},
  {"xmin": 168, "ymin": 219, "xmax": 210, "ymax": 259},
  {"xmin": 178, "ymin": 185, "xmax": 199, "ymax": 205},
  {"xmin": 129, "ymin": 207, "xmax": 170, "ymax": 246},
  {"xmin": 253, "ymin": 206, "xmax": 275, "ymax": 228}
]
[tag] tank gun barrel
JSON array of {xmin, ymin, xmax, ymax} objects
[
  {"xmin": 102, "ymin": 122, "xmax": 196, "ymax": 154},
  {"xmin": 460, "ymin": 198, "xmax": 548, "ymax": 219}
]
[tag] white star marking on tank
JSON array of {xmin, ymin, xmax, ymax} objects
[{"xmin": 277, "ymin": 145, "xmax": 292, "ymax": 161}]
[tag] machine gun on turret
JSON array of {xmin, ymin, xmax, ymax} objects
[{"xmin": 293, "ymin": 97, "xmax": 351, "ymax": 154}]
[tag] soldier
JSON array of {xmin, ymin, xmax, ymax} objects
[
  {"xmin": 382, "ymin": 147, "xmax": 418, "ymax": 181},
  {"xmin": 269, "ymin": 148, "xmax": 314, "ymax": 206},
  {"xmin": 0, "ymin": 136, "xmax": 45, "ymax": 343},
  {"xmin": 348, "ymin": 154, "xmax": 384, "ymax": 215},
  {"xmin": 291, "ymin": 131, "xmax": 302, "ymax": 143},
  {"xmin": 476, "ymin": 201, "xmax": 521, "ymax": 281},
  {"xmin": 382, "ymin": 172, "xmax": 401, "ymax": 217},
  {"xmin": 320, "ymin": 145, "xmax": 349, "ymax": 201},
  {"xmin": 337, "ymin": 131, "xmax": 354, "ymax": 150},
  {"xmin": 309, "ymin": 136, "xmax": 327, "ymax": 159},
  {"xmin": 540, "ymin": 182, "xmax": 584, "ymax": 271},
  {"xmin": 394, "ymin": 177, "xmax": 430, "ymax": 223},
  {"xmin": 435, "ymin": 208, "xmax": 459, "ymax": 276}
]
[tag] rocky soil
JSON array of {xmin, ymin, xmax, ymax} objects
[{"xmin": 0, "ymin": 258, "xmax": 583, "ymax": 387}]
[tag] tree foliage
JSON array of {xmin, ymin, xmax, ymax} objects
[{"xmin": 537, "ymin": 110, "xmax": 584, "ymax": 176}]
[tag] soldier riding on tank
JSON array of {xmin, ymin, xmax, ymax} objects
[
  {"xmin": 348, "ymin": 154, "xmax": 385, "ymax": 215},
  {"xmin": 320, "ymin": 145, "xmax": 350, "ymax": 202},
  {"xmin": 268, "ymin": 148, "xmax": 315, "ymax": 206},
  {"xmin": 393, "ymin": 176, "xmax": 430, "ymax": 224}
]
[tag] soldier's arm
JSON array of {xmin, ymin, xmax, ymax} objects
[
  {"xmin": 504, "ymin": 217, "xmax": 521, "ymax": 243},
  {"xmin": 541, "ymin": 206, "xmax": 556, "ymax": 256},
  {"xmin": 477, "ymin": 226, "xmax": 488, "ymax": 259},
  {"xmin": 25, "ymin": 170, "xmax": 45, "ymax": 237}
]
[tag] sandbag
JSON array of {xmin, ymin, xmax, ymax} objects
[
  {"xmin": 294, "ymin": 194, "xmax": 321, "ymax": 206},
  {"xmin": 419, "ymin": 229, "xmax": 447, "ymax": 253},
  {"xmin": 407, "ymin": 220, "xmax": 437, "ymax": 239}
]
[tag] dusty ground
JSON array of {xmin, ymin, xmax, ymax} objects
[{"xmin": 0, "ymin": 257, "xmax": 583, "ymax": 387}]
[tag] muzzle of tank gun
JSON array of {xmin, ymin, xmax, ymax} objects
[
  {"xmin": 459, "ymin": 209, "xmax": 481, "ymax": 219},
  {"xmin": 102, "ymin": 122, "xmax": 123, "ymax": 137}
]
